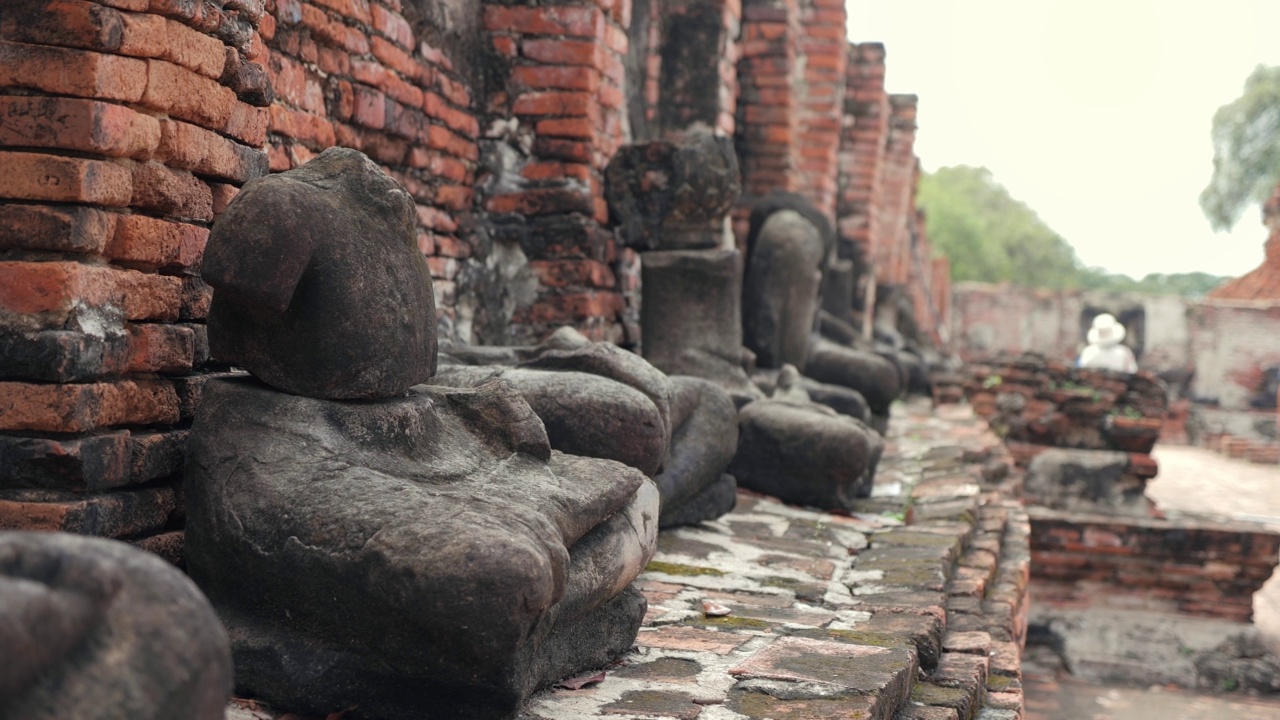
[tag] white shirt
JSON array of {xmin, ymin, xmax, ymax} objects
[{"xmin": 1078, "ymin": 342, "xmax": 1137, "ymax": 373}]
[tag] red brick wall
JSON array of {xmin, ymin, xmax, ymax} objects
[
  {"xmin": 1189, "ymin": 300, "xmax": 1280, "ymax": 409},
  {"xmin": 639, "ymin": 0, "xmax": 740, "ymax": 141},
  {"xmin": 0, "ymin": 0, "xmax": 274, "ymax": 557},
  {"xmin": 793, "ymin": 0, "xmax": 845, "ymax": 221},
  {"xmin": 836, "ymin": 42, "xmax": 888, "ymax": 264},
  {"xmin": 264, "ymin": 0, "xmax": 478, "ymax": 336},
  {"xmin": 1030, "ymin": 508, "xmax": 1280, "ymax": 622},
  {"xmin": 478, "ymin": 0, "xmax": 632, "ymax": 345},
  {"xmin": 733, "ymin": 0, "xmax": 800, "ymax": 246},
  {"xmin": 874, "ymin": 94, "xmax": 917, "ymax": 288}
]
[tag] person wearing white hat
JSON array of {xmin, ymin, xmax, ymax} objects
[{"xmin": 1077, "ymin": 313, "xmax": 1138, "ymax": 373}]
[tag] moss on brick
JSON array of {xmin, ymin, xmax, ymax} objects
[{"xmin": 644, "ymin": 560, "xmax": 725, "ymax": 577}]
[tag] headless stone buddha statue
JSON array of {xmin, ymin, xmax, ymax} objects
[
  {"xmin": 725, "ymin": 193, "xmax": 895, "ymax": 507},
  {"xmin": 184, "ymin": 148, "xmax": 659, "ymax": 720},
  {"xmin": 741, "ymin": 191, "xmax": 903, "ymax": 429},
  {"xmin": 437, "ymin": 327, "xmax": 739, "ymax": 529},
  {"xmin": 597, "ymin": 138, "xmax": 879, "ymax": 510},
  {"xmin": 0, "ymin": 532, "xmax": 232, "ymax": 720},
  {"xmin": 729, "ymin": 364, "xmax": 883, "ymax": 508}
]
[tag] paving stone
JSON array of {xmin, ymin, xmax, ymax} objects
[
  {"xmin": 602, "ymin": 690, "xmax": 702, "ymax": 718},
  {"xmin": 946, "ymin": 595, "xmax": 983, "ymax": 615},
  {"xmin": 909, "ymin": 682, "xmax": 978, "ymax": 720},
  {"xmin": 756, "ymin": 553, "xmax": 838, "ymax": 579},
  {"xmin": 613, "ymin": 656, "xmax": 703, "ymax": 682},
  {"xmin": 728, "ymin": 636, "xmax": 917, "ymax": 699},
  {"xmin": 657, "ymin": 533, "xmax": 725, "ymax": 559},
  {"xmin": 988, "ymin": 640, "xmax": 1021, "ymax": 678},
  {"xmin": 943, "ymin": 631, "xmax": 992, "ymax": 656},
  {"xmin": 947, "ymin": 576, "xmax": 986, "ymax": 598},
  {"xmin": 719, "ymin": 603, "xmax": 836, "ymax": 628},
  {"xmin": 636, "ymin": 626, "xmax": 751, "ymax": 654},
  {"xmin": 895, "ymin": 705, "xmax": 960, "ymax": 720},
  {"xmin": 703, "ymin": 589, "xmax": 796, "ymax": 608},
  {"xmin": 985, "ymin": 689, "xmax": 1023, "ymax": 710},
  {"xmin": 728, "ymin": 690, "xmax": 883, "ymax": 720}
]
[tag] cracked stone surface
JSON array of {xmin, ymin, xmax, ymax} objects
[{"xmin": 226, "ymin": 399, "xmax": 1033, "ymax": 720}]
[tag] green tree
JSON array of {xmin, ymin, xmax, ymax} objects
[
  {"xmin": 1200, "ymin": 65, "xmax": 1280, "ymax": 231},
  {"xmin": 917, "ymin": 165, "xmax": 1083, "ymax": 289},
  {"xmin": 918, "ymin": 166, "xmax": 1230, "ymax": 296}
]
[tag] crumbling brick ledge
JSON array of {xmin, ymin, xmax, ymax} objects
[{"xmin": 228, "ymin": 398, "xmax": 1032, "ymax": 720}]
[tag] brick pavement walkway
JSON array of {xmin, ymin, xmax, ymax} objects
[{"xmin": 516, "ymin": 400, "xmax": 1030, "ymax": 720}]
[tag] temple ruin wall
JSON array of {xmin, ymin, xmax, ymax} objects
[{"xmin": 0, "ymin": 0, "xmax": 949, "ymax": 548}]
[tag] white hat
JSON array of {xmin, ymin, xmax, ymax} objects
[{"xmin": 1087, "ymin": 313, "xmax": 1126, "ymax": 346}]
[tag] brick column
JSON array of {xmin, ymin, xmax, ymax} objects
[
  {"xmin": 478, "ymin": 0, "xmax": 632, "ymax": 345},
  {"xmin": 0, "ymin": 0, "xmax": 272, "ymax": 558},
  {"xmin": 733, "ymin": 0, "xmax": 800, "ymax": 247},
  {"xmin": 794, "ymin": 0, "xmax": 846, "ymax": 221},
  {"xmin": 874, "ymin": 93, "xmax": 918, "ymax": 289},
  {"xmin": 644, "ymin": 0, "xmax": 742, "ymax": 140},
  {"xmin": 932, "ymin": 254, "xmax": 952, "ymax": 348},
  {"xmin": 836, "ymin": 42, "xmax": 888, "ymax": 266}
]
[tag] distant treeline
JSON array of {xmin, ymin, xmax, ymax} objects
[{"xmin": 917, "ymin": 165, "xmax": 1228, "ymax": 298}]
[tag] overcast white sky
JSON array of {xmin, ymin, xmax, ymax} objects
[{"xmin": 845, "ymin": 0, "xmax": 1280, "ymax": 279}]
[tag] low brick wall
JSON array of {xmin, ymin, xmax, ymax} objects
[{"xmin": 1029, "ymin": 507, "xmax": 1280, "ymax": 623}]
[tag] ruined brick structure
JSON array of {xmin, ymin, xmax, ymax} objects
[
  {"xmin": 951, "ymin": 185, "xmax": 1280, "ymax": 416},
  {"xmin": 0, "ymin": 1, "xmax": 950, "ymax": 552}
]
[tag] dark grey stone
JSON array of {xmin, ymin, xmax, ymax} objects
[
  {"xmin": 752, "ymin": 367, "xmax": 871, "ymax": 423},
  {"xmin": 0, "ymin": 531, "xmax": 231, "ymax": 720},
  {"xmin": 640, "ymin": 248, "xmax": 762, "ymax": 403},
  {"xmin": 1024, "ymin": 448, "xmax": 1153, "ymax": 515},
  {"xmin": 818, "ymin": 308, "xmax": 860, "ymax": 346},
  {"xmin": 742, "ymin": 209, "xmax": 827, "ymax": 370},
  {"xmin": 730, "ymin": 399, "xmax": 883, "ymax": 510},
  {"xmin": 191, "ymin": 152, "xmax": 657, "ymax": 719},
  {"xmin": 657, "ymin": 377, "xmax": 739, "ymax": 527},
  {"xmin": 658, "ymin": 474, "xmax": 737, "ymax": 528},
  {"xmin": 605, "ymin": 132, "xmax": 740, "ymax": 250},
  {"xmin": 821, "ymin": 258, "xmax": 857, "ymax": 318},
  {"xmin": 203, "ymin": 147, "xmax": 436, "ymax": 400},
  {"xmin": 185, "ymin": 376, "xmax": 658, "ymax": 720},
  {"xmin": 434, "ymin": 363, "xmax": 669, "ymax": 476},
  {"xmin": 437, "ymin": 331, "xmax": 739, "ymax": 528},
  {"xmin": 804, "ymin": 338, "xmax": 903, "ymax": 415}
]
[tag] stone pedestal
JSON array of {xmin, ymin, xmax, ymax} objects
[
  {"xmin": 822, "ymin": 258, "xmax": 857, "ymax": 319},
  {"xmin": 640, "ymin": 249, "xmax": 760, "ymax": 402}
]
